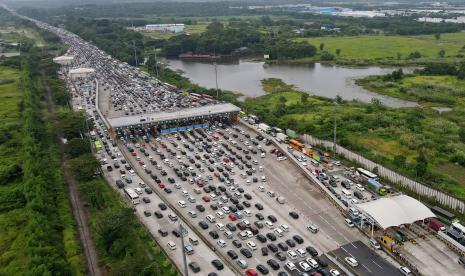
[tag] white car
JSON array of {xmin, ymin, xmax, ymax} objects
[
  {"xmin": 286, "ymin": 262, "xmax": 297, "ymax": 271},
  {"xmin": 306, "ymin": 258, "xmax": 319, "ymax": 268},
  {"xmin": 216, "ymin": 211, "xmax": 225, "ymax": 219},
  {"xmin": 287, "ymin": 250, "xmax": 298, "ymax": 259},
  {"xmin": 216, "ymin": 223, "xmax": 225, "ymax": 231},
  {"xmin": 330, "ymin": 269, "xmax": 341, "ymax": 276},
  {"xmin": 399, "ymin": 266, "xmax": 412, "ymax": 275},
  {"xmin": 246, "ymin": 241, "xmax": 257, "ymax": 250},
  {"xmin": 356, "ymin": 184, "xmax": 365, "ymax": 191},
  {"xmin": 280, "ymin": 224, "xmax": 289, "ymax": 232},
  {"xmin": 265, "ymin": 221, "xmax": 274, "ymax": 229},
  {"xmin": 345, "ymin": 257, "xmax": 359, "ymax": 267},
  {"xmin": 296, "ymin": 248, "xmax": 306, "ymax": 257},
  {"xmin": 277, "ymin": 156, "xmax": 287, "ymax": 161},
  {"xmin": 217, "ymin": 239, "xmax": 226, "ymax": 248},
  {"xmin": 258, "ymin": 186, "xmax": 265, "ymax": 192},
  {"xmin": 299, "ymin": 261, "xmax": 311, "ymax": 271},
  {"xmin": 188, "ymin": 211, "xmax": 197, "ymax": 218},
  {"xmin": 178, "ymin": 200, "xmax": 186, "ymax": 208},
  {"xmin": 260, "ymin": 153, "xmax": 266, "ymax": 158},
  {"xmin": 244, "ymin": 210, "xmax": 252, "ymax": 217}
]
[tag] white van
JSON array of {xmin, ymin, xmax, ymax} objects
[
  {"xmin": 178, "ymin": 201, "xmax": 186, "ymax": 208},
  {"xmin": 206, "ymin": 215, "xmax": 216, "ymax": 223},
  {"xmin": 342, "ymin": 189, "xmax": 352, "ymax": 199},
  {"xmin": 167, "ymin": 241, "xmax": 176, "ymax": 250},
  {"xmin": 345, "ymin": 218, "xmax": 355, "ymax": 228},
  {"xmin": 189, "ymin": 237, "xmax": 199, "ymax": 246}
]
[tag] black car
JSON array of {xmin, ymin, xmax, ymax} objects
[
  {"xmin": 158, "ymin": 203, "xmax": 167, "ymax": 210},
  {"xmin": 240, "ymin": 248, "xmax": 252, "ymax": 258},
  {"xmin": 211, "ymin": 259, "xmax": 224, "ymax": 270},
  {"xmin": 189, "ymin": 262, "xmax": 201, "ymax": 273},
  {"xmin": 266, "ymin": 233, "xmax": 277, "ymax": 241},
  {"xmin": 289, "ymin": 211, "xmax": 299, "ymax": 219},
  {"xmin": 244, "ymin": 193, "xmax": 252, "ymax": 200},
  {"xmin": 199, "ymin": 221, "xmax": 209, "ymax": 229},
  {"xmin": 267, "ymin": 243, "xmax": 279, "ymax": 253},
  {"xmin": 293, "ymin": 235, "xmax": 304, "ymax": 244},
  {"xmin": 315, "ymin": 256, "xmax": 328, "ymax": 267},
  {"xmin": 243, "ymin": 201, "xmax": 251, "ymax": 208},
  {"xmin": 226, "ymin": 223, "xmax": 237, "ymax": 231},
  {"xmin": 267, "ymin": 215, "xmax": 277, "ymax": 223},
  {"xmin": 209, "ymin": 231, "xmax": 219, "ymax": 239},
  {"xmin": 261, "ymin": 247, "xmax": 268, "ymax": 256},
  {"xmin": 254, "ymin": 221, "xmax": 264, "ymax": 229},
  {"xmin": 164, "ymin": 188, "xmax": 172, "ymax": 194},
  {"xmin": 142, "ymin": 197, "xmax": 151, "ymax": 203},
  {"xmin": 267, "ymin": 259, "xmax": 280, "ymax": 270},
  {"xmin": 145, "ymin": 187, "xmax": 153, "ymax": 194},
  {"xmin": 227, "ymin": 250, "xmax": 238, "ymax": 260},
  {"xmin": 277, "ymin": 242, "xmax": 288, "ymax": 251},
  {"xmin": 306, "ymin": 246, "xmax": 319, "ymax": 257},
  {"xmin": 143, "ymin": 210, "xmax": 151, "ymax": 217},
  {"xmin": 196, "ymin": 205, "xmax": 206, "ymax": 212},
  {"xmin": 277, "ymin": 272, "xmax": 288, "ymax": 276},
  {"xmin": 158, "ymin": 228, "xmax": 168, "ymax": 237},
  {"xmin": 255, "ymin": 203, "xmax": 264, "ymax": 210},
  {"xmin": 154, "ymin": 211, "xmax": 163, "ymax": 218},
  {"xmin": 172, "ymin": 229, "xmax": 181, "ymax": 238},
  {"xmin": 256, "ymin": 264, "xmax": 269, "ymax": 275},
  {"xmin": 256, "ymin": 234, "xmax": 267, "ymax": 243},
  {"xmin": 232, "ymin": 240, "xmax": 242, "ymax": 248},
  {"xmin": 285, "ymin": 239, "xmax": 296, "ymax": 248},
  {"xmin": 275, "ymin": 251, "xmax": 287, "ymax": 261}
]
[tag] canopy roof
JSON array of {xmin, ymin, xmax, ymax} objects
[
  {"xmin": 357, "ymin": 195, "xmax": 435, "ymax": 229},
  {"xmin": 69, "ymin": 67, "xmax": 95, "ymax": 74}
]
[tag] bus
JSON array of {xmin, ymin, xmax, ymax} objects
[
  {"xmin": 450, "ymin": 222, "xmax": 465, "ymax": 238},
  {"xmin": 356, "ymin": 168, "xmax": 378, "ymax": 181},
  {"xmin": 124, "ymin": 188, "xmax": 141, "ymax": 205},
  {"xmin": 430, "ymin": 206, "xmax": 456, "ymax": 224}
]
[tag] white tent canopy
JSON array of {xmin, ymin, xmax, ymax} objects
[{"xmin": 357, "ymin": 195, "xmax": 436, "ymax": 229}]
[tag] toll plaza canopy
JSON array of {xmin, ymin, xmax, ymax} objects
[
  {"xmin": 107, "ymin": 103, "xmax": 240, "ymax": 129},
  {"xmin": 357, "ymin": 195, "xmax": 436, "ymax": 229}
]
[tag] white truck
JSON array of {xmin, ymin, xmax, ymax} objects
[
  {"xmin": 258, "ymin": 123, "xmax": 271, "ymax": 132},
  {"xmin": 276, "ymin": 132, "xmax": 287, "ymax": 143}
]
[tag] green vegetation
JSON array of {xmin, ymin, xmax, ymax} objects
[
  {"xmin": 296, "ymin": 33, "xmax": 465, "ymax": 65},
  {"xmin": 240, "ymin": 78, "xmax": 465, "ymax": 200}
]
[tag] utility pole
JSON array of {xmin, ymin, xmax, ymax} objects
[
  {"xmin": 154, "ymin": 51, "xmax": 159, "ymax": 78},
  {"xmin": 214, "ymin": 61, "xmax": 219, "ymax": 99},
  {"xmin": 333, "ymin": 98, "xmax": 337, "ymax": 155},
  {"xmin": 132, "ymin": 40, "xmax": 138, "ymax": 66},
  {"xmin": 179, "ymin": 222, "xmax": 189, "ymax": 276}
]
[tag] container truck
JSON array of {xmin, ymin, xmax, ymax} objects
[
  {"xmin": 289, "ymin": 139, "xmax": 303, "ymax": 151},
  {"xmin": 428, "ymin": 218, "xmax": 446, "ymax": 232},
  {"xmin": 302, "ymin": 147, "xmax": 313, "ymax": 158},
  {"xmin": 258, "ymin": 123, "xmax": 271, "ymax": 132}
]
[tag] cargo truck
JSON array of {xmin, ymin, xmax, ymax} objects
[
  {"xmin": 276, "ymin": 132, "xmax": 288, "ymax": 143},
  {"xmin": 302, "ymin": 147, "xmax": 313, "ymax": 158},
  {"xmin": 258, "ymin": 123, "xmax": 271, "ymax": 132},
  {"xmin": 428, "ymin": 218, "xmax": 446, "ymax": 232},
  {"xmin": 289, "ymin": 139, "xmax": 303, "ymax": 151},
  {"xmin": 366, "ymin": 178, "xmax": 383, "ymax": 192},
  {"xmin": 380, "ymin": 235, "xmax": 398, "ymax": 252}
]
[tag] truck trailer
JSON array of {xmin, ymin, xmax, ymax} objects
[{"xmin": 258, "ymin": 123, "xmax": 271, "ymax": 132}]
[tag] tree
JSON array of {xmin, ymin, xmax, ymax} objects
[
  {"xmin": 67, "ymin": 154, "xmax": 100, "ymax": 181},
  {"xmin": 438, "ymin": 49, "xmax": 445, "ymax": 58},
  {"xmin": 65, "ymin": 138, "xmax": 91, "ymax": 158},
  {"xmin": 459, "ymin": 127, "xmax": 465, "ymax": 143},
  {"xmin": 393, "ymin": 155, "xmax": 407, "ymax": 168},
  {"xmin": 319, "ymin": 43, "xmax": 325, "ymax": 51},
  {"xmin": 415, "ymin": 151, "xmax": 428, "ymax": 177},
  {"xmin": 320, "ymin": 51, "xmax": 334, "ymax": 61},
  {"xmin": 301, "ymin": 93, "xmax": 309, "ymax": 103},
  {"xmin": 336, "ymin": 49, "xmax": 341, "ymax": 56},
  {"xmin": 279, "ymin": 95, "xmax": 287, "ymax": 104},
  {"xmin": 434, "ymin": 33, "xmax": 441, "ymax": 40},
  {"xmin": 335, "ymin": 95, "xmax": 343, "ymax": 104}
]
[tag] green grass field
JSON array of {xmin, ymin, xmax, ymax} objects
[
  {"xmin": 296, "ymin": 32, "xmax": 465, "ymax": 64},
  {"xmin": 143, "ymin": 23, "xmax": 208, "ymax": 39}
]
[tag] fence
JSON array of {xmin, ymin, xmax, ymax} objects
[{"xmin": 298, "ymin": 133, "xmax": 465, "ymax": 214}]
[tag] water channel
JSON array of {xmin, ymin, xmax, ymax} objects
[{"xmin": 167, "ymin": 59, "xmax": 418, "ymax": 108}]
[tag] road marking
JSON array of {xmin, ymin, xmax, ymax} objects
[
  {"xmin": 372, "ymin": 260, "xmax": 383, "ymax": 269},
  {"xmin": 362, "ymin": 264, "xmax": 373, "ymax": 274}
]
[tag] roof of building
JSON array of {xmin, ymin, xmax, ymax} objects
[
  {"xmin": 69, "ymin": 67, "xmax": 95, "ymax": 74},
  {"xmin": 108, "ymin": 103, "xmax": 240, "ymax": 128},
  {"xmin": 53, "ymin": 55, "xmax": 74, "ymax": 61},
  {"xmin": 356, "ymin": 194, "xmax": 435, "ymax": 229}
]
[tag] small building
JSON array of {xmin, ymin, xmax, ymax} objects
[
  {"xmin": 53, "ymin": 55, "xmax": 74, "ymax": 65},
  {"xmin": 69, "ymin": 67, "xmax": 95, "ymax": 79},
  {"xmin": 145, "ymin": 24, "xmax": 185, "ymax": 33}
]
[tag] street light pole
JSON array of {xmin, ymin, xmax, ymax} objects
[
  {"xmin": 179, "ymin": 222, "xmax": 189, "ymax": 276},
  {"xmin": 333, "ymin": 98, "xmax": 337, "ymax": 154},
  {"xmin": 214, "ymin": 61, "xmax": 219, "ymax": 99}
]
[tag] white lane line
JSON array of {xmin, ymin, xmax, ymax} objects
[
  {"xmin": 372, "ymin": 260, "xmax": 383, "ymax": 269},
  {"xmin": 362, "ymin": 263, "xmax": 373, "ymax": 274}
]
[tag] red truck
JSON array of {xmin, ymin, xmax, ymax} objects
[{"xmin": 428, "ymin": 218, "xmax": 446, "ymax": 232}]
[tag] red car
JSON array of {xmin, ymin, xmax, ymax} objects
[
  {"xmin": 131, "ymin": 152, "xmax": 137, "ymax": 156},
  {"xmin": 223, "ymin": 158, "xmax": 229, "ymax": 163},
  {"xmin": 197, "ymin": 180, "xmax": 204, "ymax": 187},
  {"xmin": 139, "ymin": 161, "xmax": 145, "ymax": 166},
  {"xmin": 246, "ymin": 268, "xmax": 258, "ymax": 276},
  {"xmin": 158, "ymin": 183, "xmax": 165, "ymax": 189},
  {"xmin": 306, "ymin": 167, "xmax": 312, "ymax": 172},
  {"xmin": 202, "ymin": 196, "xmax": 210, "ymax": 202},
  {"xmin": 214, "ymin": 172, "xmax": 220, "ymax": 177},
  {"xmin": 228, "ymin": 213, "xmax": 237, "ymax": 221}
]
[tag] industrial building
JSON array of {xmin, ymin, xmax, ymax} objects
[{"xmin": 145, "ymin": 24, "xmax": 185, "ymax": 33}]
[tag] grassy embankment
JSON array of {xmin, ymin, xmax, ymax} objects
[
  {"xmin": 241, "ymin": 78, "xmax": 465, "ymax": 201},
  {"xmin": 293, "ymin": 32, "xmax": 465, "ymax": 65}
]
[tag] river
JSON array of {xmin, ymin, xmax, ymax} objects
[{"xmin": 167, "ymin": 59, "xmax": 418, "ymax": 108}]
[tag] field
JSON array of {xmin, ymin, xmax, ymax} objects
[
  {"xmin": 357, "ymin": 74, "xmax": 465, "ymax": 106},
  {"xmin": 240, "ymin": 78, "xmax": 465, "ymax": 201},
  {"xmin": 0, "ymin": 27, "xmax": 45, "ymax": 46},
  {"xmin": 296, "ymin": 32, "xmax": 465, "ymax": 64}
]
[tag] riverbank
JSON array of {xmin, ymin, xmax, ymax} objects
[{"xmin": 241, "ymin": 78, "xmax": 465, "ymax": 201}]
